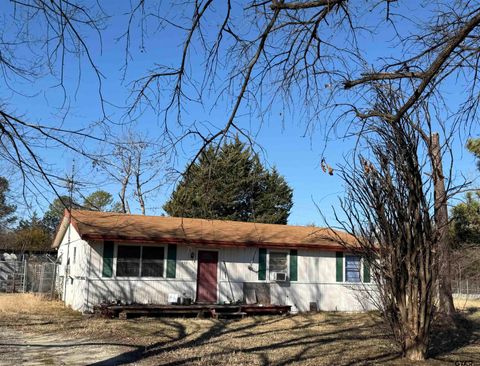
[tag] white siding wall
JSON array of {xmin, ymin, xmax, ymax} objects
[
  {"xmin": 57, "ymin": 226, "xmax": 375, "ymax": 312},
  {"xmin": 85, "ymin": 243, "xmax": 196, "ymax": 309},
  {"xmin": 217, "ymin": 248, "xmax": 375, "ymax": 312},
  {"xmin": 56, "ymin": 224, "xmax": 90, "ymax": 311}
]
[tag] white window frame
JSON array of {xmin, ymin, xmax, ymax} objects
[
  {"xmin": 344, "ymin": 255, "xmax": 362, "ymax": 283},
  {"xmin": 268, "ymin": 250, "xmax": 289, "ymax": 281}
]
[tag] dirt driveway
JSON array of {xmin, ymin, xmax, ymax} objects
[
  {"xmin": 0, "ymin": 327, "xmax": 137, "ymax": 366},
  {"xmin": 0, "ymin": 294, "xmax": 479, "ymax": 365}
]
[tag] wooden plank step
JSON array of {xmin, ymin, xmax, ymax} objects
[
  {"xmin": 217, "ymin": 312, "xmax": 247, "ymax": 319},
  {"xmin": 240, "ymin": 305, "xmax": 291, "ymax": 315},
  {"xmin": 212, "ymin": 306, "xmax": 241, "ymax": 313},
  {"xmin": 119, "ymin": 309, "xmax": 203, "ymax": 319},
  {"xmin": 97, "ymin": 304, "xmax": 291, "ymax": 319}
]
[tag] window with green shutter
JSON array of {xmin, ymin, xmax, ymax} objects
[
  {"xmin": 336, "ymin": 252, "xmax": 343, "ymax": 282},
  {"xmin": 115, "ymin": 245, "xmax": 167, "ymax": 277},
  {"xmin": 102, "ymin": 241, "xmax": 114, "ymax": 277},
  {"xmin": 258, "ymin": 248, "xmax": 266, "ymax": 280},
  {"xmin": 289, "ymin": 249, "xmax": 298, "ymax": 281},
  {"xmin": 345, "ymin": 255, "xmax": 361, "ymax": 282},
  {"xmin": 363, "ymin": 258, "xmax": 371, "ymax": 283},
  {"xmin": 166, "ymin": 244, "xmax": 177, "ymax": 278}
]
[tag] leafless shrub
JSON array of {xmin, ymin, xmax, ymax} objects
[{"xmin": 332, "ymin": 110, "xmax": 437, "ymax": 360}]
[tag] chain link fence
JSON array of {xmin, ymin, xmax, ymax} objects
[
  {"xmin": 0, "ymin": 259, "xmax": 58, "ymax": 298},
  {"xmin": 0, "ymin": 260, "xmax": 25, "ymax": 293},
  {"xmin": 452, "ymin": 279, "xmax": 480, "ymax": 297}
]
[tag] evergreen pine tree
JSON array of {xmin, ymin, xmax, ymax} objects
[
  {"xmin": 163, "ymin": 138, "xmax": 293, "ymax": 224},
  {"xmin": 0, "ymin": 177, "xmax": 16, "ymax": 232}
]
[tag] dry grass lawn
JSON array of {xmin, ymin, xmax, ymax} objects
[{"xmin": 0, "ymin": 294, "xmax": 479, "ymax": 365}]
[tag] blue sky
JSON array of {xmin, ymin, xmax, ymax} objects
[{"xmin": 1, "ymin": 1, "xmax": 478, "ymax": 225}]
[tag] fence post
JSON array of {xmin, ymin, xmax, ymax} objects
[
  {"xmin": 22, "ymin": 258, "xmax": 28, "ymax": 293},
  {"xmin": 51, "ymin": 264, "xmax": 57, "ymax": 299},
  {"xmin": 38, "ymin": 265, "xmax": 45, "ymax": 294}
]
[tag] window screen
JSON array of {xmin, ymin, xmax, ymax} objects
[
  {"xmin": 141, "ymin": 246, "xmax": 164, "ymax": 277},
  {"xmin": 116, "ymin": 246, "xmax": 141, "ymax": 276},
  {"xmin": 269, "ymin": 252, "xmax": 287, "ymax": 272},
  {"xmin": 345, "ymin": 255, "xmax": 361, "ymax": 282}
]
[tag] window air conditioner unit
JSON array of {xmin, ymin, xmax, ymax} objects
[{"xmin": 273, "ymin": 272, "xmax": 287, "ymax": 282}]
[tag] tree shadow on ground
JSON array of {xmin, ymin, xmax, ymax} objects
[
  {"xmin": 88, "ymin": 314, "xmax": 404, "ymax": 366},
  {"xmin": 7, "ymin": 311, "xmax": 478, "ymax": 365},
  {"xmin": 89, "ymin": 318, "xmax": 226, "ymax": 366},
  {"xmin": 429, "ymin": 312, "xmax": 480, "ymax": 361}
]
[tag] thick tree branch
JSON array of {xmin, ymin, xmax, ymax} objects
[
  {"xmin": 344, "ymin": 72, "xmax": 425, "ymax": 89},
  {"xmin": 271, "ymin": 0, "xmax": 344, "ymax": 10},
  {"xmin": 394, "ymin": 9, "xmax": 480, "ymax": 123}
]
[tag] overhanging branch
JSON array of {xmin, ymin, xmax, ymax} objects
[
  {"xmin": 344, "ymin": 72, "xmax": 425, "ymax": 89},
  {"xmin": 270, "ymin": 0, "xmax": 344, "ymax": 10}
]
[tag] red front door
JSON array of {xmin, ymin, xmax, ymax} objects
[{"xmin": 196, "ymin": 250, "xmax": 218, "ymax": 303}]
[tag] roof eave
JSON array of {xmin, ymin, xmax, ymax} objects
[
  {"xmin": 80, "ymin": 233, "xmax": 346, "ymax": 251},
  {"xmin": 51, "ymin": 210, "xmax": 72, "ymax": 249}
]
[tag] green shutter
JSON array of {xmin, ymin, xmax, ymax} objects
[
  {"xmin": 102, "ymin": 241, "xmax": 114, "ymax": 277},
  {"xmin": 363, "ymin": 258, "xmax": 371, "ymax": 283},
  {"xmin": 336, "ymin": 252, "xmax": 343, "ymax": 282},
  {"xmin": 289, "ymin": 249, "xmax": 298, "ymax": 281},
  {"xmin": 258, "ymin": 248, "xmax": 266, "ymax": 280},
  {"xmin": 166, "ymin": 244, "xmax": 177, "ymax": 278}
]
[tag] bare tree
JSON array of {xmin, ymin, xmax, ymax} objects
[
  {"xmin": 340, "ymin": 3, "xmax": 480, "ymax": 315},
  {"xmin": 110, "ymin": 145, "xmax": 133, "ymax": 214},
  {"xmin": 429, "ymin": 133, "xmax": 455, "ymax": 315},
  {"xmin": 133, "ymin": 149, "xmax": 147, "ymax": 215},
  {"xmin": 101, "ymin": 131, "xmax": 172, "ymax": 215},
  {"xmin": 333, "ymin": 105, "xmax": 441, "ymax": 361}
]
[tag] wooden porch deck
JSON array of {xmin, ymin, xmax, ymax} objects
[{"xmin": 95, "ymin": 303, "xmax": 291, "ymax": 319}]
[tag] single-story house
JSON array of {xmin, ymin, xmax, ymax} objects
[{"xmin": 52, "ymin": 210, "xmax": 375, "ymax": 313}]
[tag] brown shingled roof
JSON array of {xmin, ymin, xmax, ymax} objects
[{"xmin": 52, "ymin": 210, "xmax": 353, "ymax": 250}]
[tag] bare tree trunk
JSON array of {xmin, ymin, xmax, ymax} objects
[
  {"xmin": 119, "ymin": 172, "xmax": 131, "ymax": 214},
  {"xmin": 117, "ymin": 155, "xmax": 132, "ymax": 214},
  {"xmin": 135, "ymin": 155, "xmax": 146, "ymax": 215},
  {"xmin": 136, "ymin": 178, "xmax": 146, "ymax": 215},
  {"xmin": 405, "ymin": 336, "xmax": 429, "ymax": 361},
  {"xmin": 429, "ymin": 133, "xmax": 455, "ymax": 316}
]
